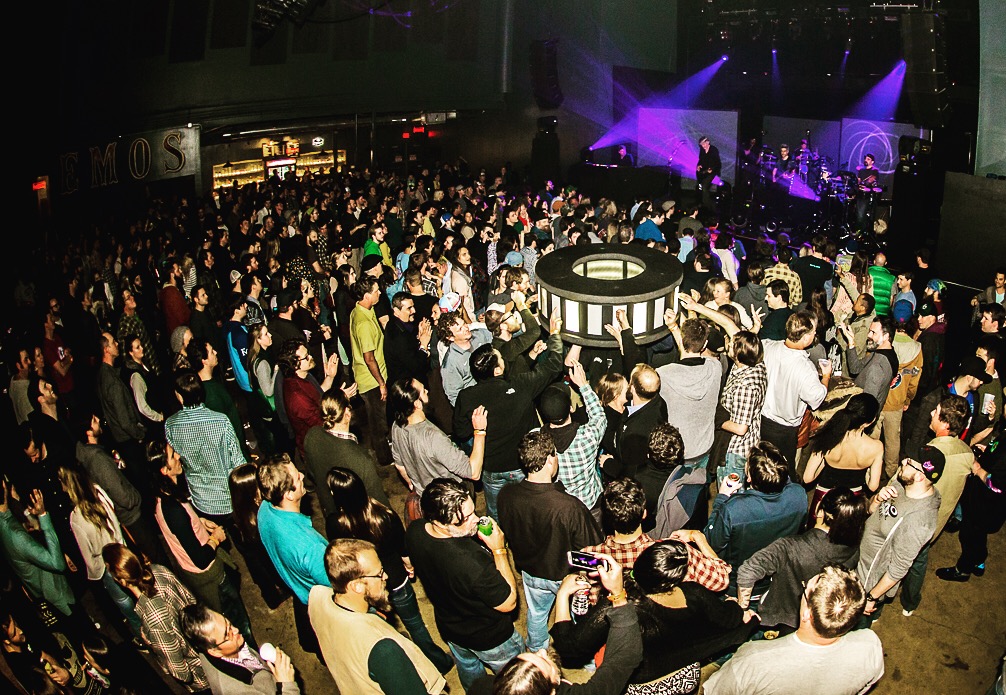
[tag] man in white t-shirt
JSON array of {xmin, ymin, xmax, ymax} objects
[
  {"xmin": 760, "ymin": 310, "xmax": 831, "ymax": 473},
  {"xmin": 704, "ymin": 564, "xmax": 884, "ymax": 695}
]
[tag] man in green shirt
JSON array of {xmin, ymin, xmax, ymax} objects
[
  {"xmin": 868, "ymin": 252, "xmax": 896, "ymax": 317},
  {"xmin": 350, "ymin": 277, "xmax": 391, "ymax": 465}
]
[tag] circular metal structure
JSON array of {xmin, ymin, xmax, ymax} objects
[{"xmin": 536, "ymin": 244, "xmax": 684, "ymax": 348}]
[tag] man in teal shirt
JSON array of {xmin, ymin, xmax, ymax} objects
[
  {"xmin": 256, "ymin": 454, "xmax": 329, "ymax": 655},
  {"xmin": 0, "ymin": 483, "xmax": 75, "ymax": 618}
]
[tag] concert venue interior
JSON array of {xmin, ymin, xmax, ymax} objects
[{"xmin": 17, "ymin": 1, "xmax": 1006, "ymax": 694}]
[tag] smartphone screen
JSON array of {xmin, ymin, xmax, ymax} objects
[{"xmin": 567, "ymin": 550, "xmax": 606, "ymax": 571}]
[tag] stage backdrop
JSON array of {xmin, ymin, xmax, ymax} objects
[
  {"xmin": 839, "ymin": 119, "xmax": 929, "ymax": 193},
  {"xmin": 761, "ymin": 117, "xmax": 842, "ymax": 172},
  {"xmin": 635, "ymin": 108, "xmax": 738, "ymax": 189}
]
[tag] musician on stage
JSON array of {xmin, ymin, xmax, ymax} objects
[
  {"xmin": 856, "ymin": 154, "xmax": 881, "ymax": 234},
  {"xmin": 696, "ymin": 136, "xmax": 721, "ymax": 209},
  {"xmin": 737, "ymin": 137, "xmax": 761, "ymax": 202},
  {"xmin": 772, "ymin": 144, "xmax": 795, "ymax": 183},
  {"xmin": 796, "ymin": 138, "xmax": 818, "ymax": 183},
  {"xmin": 616, "ymin": 144, "xmax": 635, "ymax": 167},
  {"xmin": 856, "ymin": 154, "xmax": 880, "ymax": 188}
]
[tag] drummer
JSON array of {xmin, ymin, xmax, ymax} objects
[{"xmin": 856, "ymin": 154, "xmax": 880, "ymax": 189}]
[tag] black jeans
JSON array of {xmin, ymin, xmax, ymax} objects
[{"xmin": 760, "ymin": 416, "xmax": 799, "ymax": 479}]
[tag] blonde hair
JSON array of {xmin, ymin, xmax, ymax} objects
[{"xmin": 58, "ymin": 465, "xmax": 115, "ymax": 536}]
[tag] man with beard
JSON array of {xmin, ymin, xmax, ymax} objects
[
  {"xmin": 838, "ymin": 316, "xmax": 898, "ymax": 408},
  {"xmin": 856, "ymin": 445, "xmax": 942, "ymax": 627},
  {"xmin": 406, "ymin": 479, "xmax": 523, "ymax": 691},
  {"xmin": 309, "ymin": 539, "xmax": 448, "ymax": 695}
]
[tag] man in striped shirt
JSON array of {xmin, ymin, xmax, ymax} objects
[{"xmin": 164, "ymin": 372, "xmax": 246, "ymax": 524}]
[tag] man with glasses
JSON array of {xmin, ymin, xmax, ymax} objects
[
  {"xmin": 181, "ymin": 603, "xmax": 300, "ymax": 694},
  {"xmin": 856, "ymin": 446, "xmax": 943, "ymax": 627},
  {"xmin": 310, "ymin": 538, "xmax": 448, "ymax": 695},
  {"xmin": 406, "ymin": 479, "xmax": 523, "ymax": 691},
  {"xmin": 704, "ymin": 565, "xmax": 884, "ymax": 695},
  {"xmin": 277, "ymin": 338, "xmax": 346, "ymax": 458},
  {"xmin": 485, "ymin": 292, "xmax": 544, "ymax": 379}
]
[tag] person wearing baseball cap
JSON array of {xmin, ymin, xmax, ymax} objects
[
  {"xmin": 936, "ymin": 428, "xmax": 1006, "ymax": 583},
  {"xmin": 897, "ymin": 394, "xmax": 976, "ymax": 615},
  {"xmin": 903, "ymin": 354, "xmax": 992, "ymax": 463},
  {"xmin": 856, "ymin": 444, "xmax": 942, "ymax": 626}
]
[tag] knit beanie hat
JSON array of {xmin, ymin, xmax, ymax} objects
[{"xmin": 170, "ymin": 326, "xmax": 190, "ymax": 355}]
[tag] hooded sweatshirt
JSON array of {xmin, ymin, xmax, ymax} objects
[
  {"xmin": 657, "ymin": 357, "xmax": 723, "ymax": 460},
  {"xmin": 884, "ymin": 332, "xmax": 923, "ymax": 412}
]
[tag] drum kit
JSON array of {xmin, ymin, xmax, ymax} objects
[{"xmin": 743, "ymin": 144, "xmax": 884, "ymax": 228}]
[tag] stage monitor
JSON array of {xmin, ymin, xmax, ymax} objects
[
  {"xmin": 635, "ymin": 108, "xmax": 738, "ymax": 188},
  {"xmin": 839, "ymin": 118, "xmax": 929, "ymax": 193}
]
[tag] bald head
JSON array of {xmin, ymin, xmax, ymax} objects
[
  {"xmin": 630, "ymin": 364, "xmax": 661, "ymax": 403},
  {"xmin": 873, "ymin": 252, "xmax": 887, "ymax": 267}
]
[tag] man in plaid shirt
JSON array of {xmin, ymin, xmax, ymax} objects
[
  {"xmin": 165, "ymin": 372, "xmax": 246, "ymax": 523},
  {"xmin": 582, "ymin": 478, "xmax": 730, "ymax": 592},
  {"xmin": 762, "ymin": 246, "xmax": 802, "ymax": 308},
  {"xmin": 538, "ymin": 361, "xmax": 607, "ymax": 519}
]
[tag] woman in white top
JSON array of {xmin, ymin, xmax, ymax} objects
[
  {"xmin": 59, "ymin": 464, "xmax": 144, "ymax": 640},
  {"xmin": 702, "ymin": 277, "xmax": 754, "ymax": 329},
  {"xmin": 449, "ymin": 245, "xmax": 477, "ymax": 323}
]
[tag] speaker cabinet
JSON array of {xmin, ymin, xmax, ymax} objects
[{"xmin": 530, "ymin": 39, "xmax": 564, "ymax": 110}]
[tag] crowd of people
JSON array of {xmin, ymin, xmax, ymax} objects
[{"xmin": 3, "ymin": 159, "xmax": 1006, "ymax": 695}]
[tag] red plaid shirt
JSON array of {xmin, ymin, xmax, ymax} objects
[{"xmin": 582, "ymin": 533, "xmax": 731, "ymax": 593}]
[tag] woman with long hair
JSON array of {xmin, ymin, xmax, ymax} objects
[
  {"xmin": 149, "ymin": 442, "xmax": 253, "ymax": 644},
  {"xmin": 734, "ymin": 487, "xmax": 868, "ymax": 632},
  {"xmin": 122, "ymin": 333, "xmax": 165, "ymax": 436},
  {"xmin": 325, "ymin": 466, "xmax": 454, "ymax": 675},
  {"xmin": 840, "ymin": 248, "xmax": 874, "ymax": 302},
  {"xmin": 448, "ymin": 245, "xmax": 477, "ymax": 323},
  {"xmin": 102, "ymin": 543, "xmax": 208, "ymax": 692},
  {"xmin": 808, "ymin": 286, "xmax": 835, "ymax": 356},
  {"xmin": 552, "ymin": 540, "xmax": 757, "ymax": 694},
  {"xmin": 595, "ymin": 372, "xmax": 629, "ymax": 467},
  {"xmin": 246, "ymin": 323, "xmax": 286, "ymax": 455},
  {"xmin": 803, "ymin": 393, "xmax": 883, "ymax": 518},
  {"xmin": 333, "ymin": 263, "xmax": 357, "ymax": 359},
  {"xmin": 227, "ymin": 462, "xmax": 291, "ymax": 609},
  {"xmin": 58, "ymin": 464, "xmax": 144, "ymax": 642}
]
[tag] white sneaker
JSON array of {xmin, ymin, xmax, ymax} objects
[{"xmin": 902, "ymin": 609, "xmax": 914, "ymax": 617}]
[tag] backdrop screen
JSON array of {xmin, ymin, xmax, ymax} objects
[
  {"xmin": 636, "ymin": 108, "xmax": 738, "ymax": 187},
  {"xmin": 839, "ymin": 118, "xmax": 928, "ymax": 192}
]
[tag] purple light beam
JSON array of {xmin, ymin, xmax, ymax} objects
[{"xmin": 848, "ymin": 60, "xmax": 907, "ymax": 122}]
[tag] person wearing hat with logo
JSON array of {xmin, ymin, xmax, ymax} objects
[
  {"xmin": 856, "ymin": 444, "xmax": 942, "ymax": 627},
  {"xmin": 879, "ymin": 300, "xmax": 924, "ymax": 480},
  {"xmin": 899, "ymin": 394, "xmax": 975, "ymax": 615},
  {"xmin": 904, "ymin": 355, "xmax": 992, "ymax": 462},
  {"xmin": 914, "ymin": 277, "xmax": 948, "ymax": 394},
  {"xmin": 937, "ymin": 429, "xmax": 1006, "ymax": 583}
]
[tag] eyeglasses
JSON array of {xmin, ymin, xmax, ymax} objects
[
  {"xmin": 357, "ymin": 568, "xmax": 387, "ymax": 581},
  {"xmin": 900, "ymin": 460, "xmax": 923, "ymax": 475},
  {"xmin": 298, "ymin": 354, "xmax": 311, "ymax": 363},
  {"xmin": 214, "ymin": 619, "xmax": 238, "ymax": 648}
]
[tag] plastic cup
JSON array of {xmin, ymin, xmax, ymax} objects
[{"xmin": 258, "ymin": 642, "xmax": 276, "ymax": 662}]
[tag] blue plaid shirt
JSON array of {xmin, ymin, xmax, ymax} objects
[
  {"xmin": 165, "ymin": 405, "xmax": 246, "ymax": 515},
  {"xmin": 552, "ymin": 385, "xmax": 607, "ymax": 509}
]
